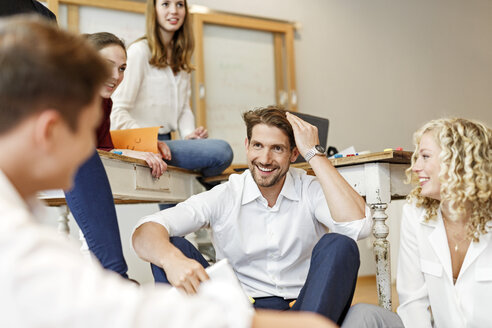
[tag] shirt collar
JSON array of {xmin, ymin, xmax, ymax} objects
[
  {"xmin": 241, "ymin": 168, "xmax": 300, "ymax": 205},
  {"xmin": 279, "ymin": 169, "xmax": 300, "ymax": 202},
  {"xmin": 241, "ymin": 170, "xmax": 262, "ymax": 205}
]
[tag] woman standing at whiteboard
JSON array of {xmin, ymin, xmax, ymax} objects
[{"xmin": 111, "ymin": 0, "xmax": 233, "ymax": 182}]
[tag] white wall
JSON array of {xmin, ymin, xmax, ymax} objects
[
  {"xmin": 43, "ymin": 0, "xmax": 492, "ymax": 284},
  {"xmin": 191, "ymin": 0, "xmax": 492, "ymax": 151}
]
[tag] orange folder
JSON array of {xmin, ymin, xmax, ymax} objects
[{"xmin": 110, "ymin": 127, "xmax": 160, "ymax": 154}]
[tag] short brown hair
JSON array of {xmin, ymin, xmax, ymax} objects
[
  {"xmin": 0, "ymin": 16, "xmax": 110, "ymax": 134},
  {"xmin": 84, "ymin": 32, "xmax": 126, "ymax": 54},
  {"xmin": 242, "ymin": 106, "xmax": 296, "ymax": 150}
]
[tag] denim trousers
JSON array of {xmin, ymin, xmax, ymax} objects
[
  {"xmin": 158, "ymin": 134, "xmax": 233, "ymax": 177},
  {"xmin": 64, "ymin": 150, "xmax": 128, "ymax": 278},
  {"xmin": 151, "ymin": 233, "xmax": 360, "ymax": 325},
  {"xmin": 158, "ymin": 134, "xmax": 233, "ymax": 210}
]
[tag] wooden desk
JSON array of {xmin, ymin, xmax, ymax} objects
[
  {"xmin": 38, "ymin": 150, "xmax": 202, "ymax": 234},
  {"xmin": 205, "ymin": 150, "xmax": 412, "ymax": 310}
]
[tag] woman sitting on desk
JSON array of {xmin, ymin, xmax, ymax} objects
[
  {"xmin": 397, "ymin": 117, "xmax": 491, "ymax": 327},
  {"xmin": 110, "ymin": 0, "xmax": 233, "ymax": 187}
]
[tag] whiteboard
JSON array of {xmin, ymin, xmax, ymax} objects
[
  {"xmin": 78, "ymin": 6, "xmax": 145, "ymax": 45},
  {"xmin": 57, "ymin": 5, "xmax": 145, "ymax": 45},
  {"xmin": 202, "ymin": 25, "xmax": 276, "ymax": 164}
]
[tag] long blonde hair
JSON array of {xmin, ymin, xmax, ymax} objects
[
  {"xmin": 143, "ymin": 0, "xmax": 194, "ymax": 73},
  {"xmin": 406, "ymin": 118, "xmax": 491, "ymax": 241}
]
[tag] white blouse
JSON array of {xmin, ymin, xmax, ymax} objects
[
  {"xmin": 111, "ymin": 39, "xmax": 195, "ymax": 138},
  {"xmin": 397, "ymin": 203, "xmax": 492, "ymax": 328}
]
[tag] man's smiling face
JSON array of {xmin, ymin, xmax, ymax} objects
[{"xmin": 246, "ymin": 123, "xmax": 298, "ymax": 189}]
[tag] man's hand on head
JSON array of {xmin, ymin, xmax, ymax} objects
[{"xmin": 285, "ymin": 112, "xmax": 320, "ymax": 158}]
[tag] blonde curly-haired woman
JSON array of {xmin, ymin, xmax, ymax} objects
[
  {"xmin": 342, "ymin": 118, "xmax": 490, "ymax": 328},
  {"xmin": 397, "ymin": 118, "xmax": 491, "ymax": 327}
]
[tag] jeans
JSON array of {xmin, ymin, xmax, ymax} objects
[
  {"xmin": 151, "ymin": 233, "xmax": 360, "ymax": 325},
  {"xmin": 158, "ymin": 134, "xmax": 233, "ymax": 177},
  {"xmin": 64, "ymin": 150, "xmax": 128, "ymax": 278},
  {"xmin": 158, "ymin": 134, "xmax": 233, "ymax": 211}
]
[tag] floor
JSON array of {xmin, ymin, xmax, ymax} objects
[{"xmin": 352, "ymin": 275, "xmax": 399, "ymax": 311}]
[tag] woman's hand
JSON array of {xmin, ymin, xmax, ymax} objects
[
  {"xmin": 119, "ymin": 149, "xmax": 167, "ymax": 178},
  {"xmin": 157, "ymin": 141, "xmax": 172, "ymax": 160},
  {"xmin": 185, "ymin": 126, "xmax": 208, "ymax": 140}
]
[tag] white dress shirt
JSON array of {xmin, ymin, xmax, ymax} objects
[
  {"xmin": 135, "ymin": 168, "xmax": 372, "ymax": 299},
  {"xmin": 110, "ymin": 39, "xmax": 195, "ymax": 138},
  {"xmin": 397, "ymin": 203, "xmax": 492, "ymax": 328},
  {"xmin": 0, "ymin": 170, "xmax": 253, "ymax": 328}
]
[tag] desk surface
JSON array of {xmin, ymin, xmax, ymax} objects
[
  {"xmin": 204, "ymin": 150, "xmax": 412, "ymax": 183},
  {"xmin": 97, "ymin": 150, "xmax": 196, "ymax": 175}
]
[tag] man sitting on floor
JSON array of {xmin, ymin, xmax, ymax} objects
[{"xmin": 132, "ymin": 106, "xmax": 372, "ymax": 326}]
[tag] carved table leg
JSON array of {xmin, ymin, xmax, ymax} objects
[
  {"xmin": 372, "ymin": 203, "xmax": 392, "ymax": 310},
  {"xmin": 56, "ymin": 205, "xmax": 70, "ymax": 237},
  {"xmin": 78, "ymin": 230, "xmax": 92, "ymax": 260}
]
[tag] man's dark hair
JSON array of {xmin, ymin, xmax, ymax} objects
[
  {"xmin": 242, "ymin": 105, "xmax": 296, "ymax": 150},
  {"xmin": 0, "ymin": 16, "xmax": 109, "ymax": 134}
]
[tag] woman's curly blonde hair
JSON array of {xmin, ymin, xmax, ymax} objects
[{"xmin": 406, "ymin": 118, "xmax": 491, "ymax": 242}]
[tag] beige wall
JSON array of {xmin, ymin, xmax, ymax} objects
[{"xmin": 192, "ymin": 0, "xmax": 491, "ymax": 152}]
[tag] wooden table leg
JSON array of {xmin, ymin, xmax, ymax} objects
[
  {"xmin": 56, "ymin": 205, "xmax": 70, "ymax": 237},
  {"xmin": 372, "ymin": 203, "xmax": 392, "ymax": 310}
]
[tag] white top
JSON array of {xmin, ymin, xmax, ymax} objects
[
  {"xmin": 0, "ymin": 170, "xmax": 253, "ymax": 328},
  {"xmin": 135, "ymin": 168, "xmax": 372, "ymax": 299},
  {"xmin": 111, "ymin": 39, "xmax": 195, "ymax": 138},
  {"xmin": 397, "ymin": 203, "xmax": 492, "ymax": 328}
]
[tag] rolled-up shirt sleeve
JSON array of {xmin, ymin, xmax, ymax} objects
[
  {"xmin": 133, "ymin": 184, "xmax": 228, "ymax": 240},
  {"xmin": 309, "ymin": 179, "xmax": 372, "ymax": 241}
]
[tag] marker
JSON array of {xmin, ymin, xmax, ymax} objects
[
  {"xmin": 112, "ymin": 150, "xmax": 123, "ymax": 155},
  {"xmin": 395, "ymin": 147, "xmax": 403, "ymax": 151},
  {"xmin": 347, "ymin": 154, "xmax": 355, "ymax": 157},
  {"xmin": 334, "ymin": 154, "xmax": 343, "ymax": 158},
  {"xmin": 384, "ymin": 148, "xmax": 393, "ymax": 152}
]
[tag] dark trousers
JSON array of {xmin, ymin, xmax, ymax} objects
[
  {"xmin": 64, "ymin": 150, "xmax": 128, "ymax": 278},
  {"xmin": 151, "ymin": 233, "xmax": 360, "ymax": 325}
]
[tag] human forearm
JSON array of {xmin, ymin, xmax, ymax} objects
[
  {"xmin": 252, "ymin": 310, "xmax": 338, "ymax": 328},
  {"xmin": 285, "ymin": 112, "xmax": 365, "ymax": 222},
  {"xmin": 309, "ymin": 155, "xmax": 365, "ymax": 221},
  {"xmin": 132, "ymin": 222, "xmax": 209, "ymax": 293},
  {"xmin": 109, "ymin": 107, "xmax": 140, "ymax": 130},
  {"xmin": 132, "ymin": 222, "xmax": 183, "ymax": 268}
]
